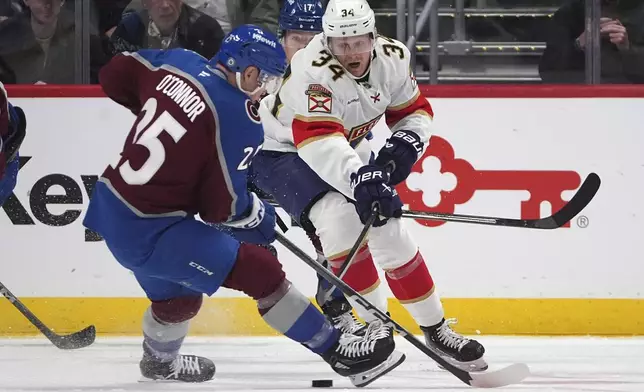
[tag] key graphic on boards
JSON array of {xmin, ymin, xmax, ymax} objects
[{"xmin": 396, "ymin": 136, "xmax": 582, "ymax": 228}]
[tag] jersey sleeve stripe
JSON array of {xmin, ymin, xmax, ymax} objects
[
  {"xmin": 295, "ymin": 132, "xmax": 345, "ymax": 149},
  {"xmin": 292, "ymin": 115, "xmax": 345, "ymax": 148},
  {"xmin": 293, "ymin": 114, "xmax": 343, "ymax": 124},
  {"xmin": 387, "ymin": 90, "xmax": 422, "ymax": 111},
  {"xmin": 127, "ymin": 51, "xmax": 238, "ymax": 218},
  {"xmin": 385, "ymin": 92, "xmax": 435, "ymax": 129}
]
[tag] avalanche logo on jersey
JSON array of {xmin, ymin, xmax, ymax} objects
[
  {"xmin": 245, "ymin": 99, "xmax": 262, "ymax": 124},
  {"xmin": 306, "ymin": 84, "xmax": 332, "ymax": 113},
  {"xmin": 347, "ymin": 115, "xmax": 382, "ymax": 148}
]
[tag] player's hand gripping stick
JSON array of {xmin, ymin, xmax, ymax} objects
[
  {"xmin": 351, "ymin": 165, "xmax": 402, "ymax": 227},
  {"xmin": 320, "ymin": 164, "xmax": 399, "ymax": 302}
]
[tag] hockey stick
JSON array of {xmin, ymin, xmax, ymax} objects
[
  {"xmin": 0, "ymin": 281, "xmax": 96, "ymax": 349},
  {"xmin": 402, "ymin": 173, "xmax": 601, "ymax": 229},
  {"xmin": 267, "ymin": 173, "xmax": 600, "ymax": 230},
  {"xmin": 320, "ymin": 205, "xmax": 379, "ymax": 303},
  {"xmin": 275, "ymin": 232, "xmax": 529, "ymax": 388}
]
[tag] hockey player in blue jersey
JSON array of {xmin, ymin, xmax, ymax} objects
[
  {"xmin": 83, "ymin": 25, "xmax": 401, "ymax": 386},
  {"xmin": 0, "ymin": 84, "xmax": 26, "ymax": 207}
]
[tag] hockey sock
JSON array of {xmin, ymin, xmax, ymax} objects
[
  {"xmin": 142, "ymin": 307, "xmax": 189, "ymax": 362},
  {"xmin": 329, "ymin": 245, "xmax": 388, "ymax": 322},
  {"xmin": 385, "ymin": 251, "xmax": 445, "ymax": 327},
  {"xmin": 258, "ymin": 280, "xmax": 340, "ymax": 355}
]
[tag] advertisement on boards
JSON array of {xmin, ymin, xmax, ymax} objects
[{"xmin": 0, "ymin": 87, "xmax": 643, "ymax": 335}]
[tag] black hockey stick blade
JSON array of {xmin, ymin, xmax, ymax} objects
[
  {"xmin": 402, "ymin": 173, "xmax": 601, "ymax": 229},
  {"xmin": 48, "ymin": 325, "xmax": 96, "ymax": 350},
  {"xmin": 275, "ymin": 232, "xmax": 530, "ymax": 388},
  {"xmin": 0, "ymin": 282, "xmax": 96, "ymax": 349},
  {"xmin": 533, "ymin": 172, "xmax": 601, "ymax": 229}
]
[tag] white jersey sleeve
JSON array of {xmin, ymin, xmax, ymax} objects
[
  {"xmin": 379, "ymin": 37, "xmax": 434, "ymax": 143},
  {"xmin": 280, "ymin": 42, "xmax": 364, "ymax": 199},
  {"xmin": 258, "ymin": 93, "xmax": 293, "ymax": 152}
]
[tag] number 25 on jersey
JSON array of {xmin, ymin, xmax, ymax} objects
[{"xmin": 111, "ymin": 97, "xmax": 188, "ymax": 185}]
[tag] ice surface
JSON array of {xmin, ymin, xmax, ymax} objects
[{"xmin": 0, "ymin": 336, "xmax": 642, "ymax": 391}]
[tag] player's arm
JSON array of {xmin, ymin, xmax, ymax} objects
[
  {"xmin": 99, "ymin": 51, "xmax": 146, "ymax": 114},
  {"xmin": 199, "ymin": 115, "xmax": 276, "ymax": 245},
  {"xmin": 220, "ymin": 140, "xmax": 277, "ymax": 245},
  {"xmin": 284, "ymin": 74, "xmax": 363, "ymax": 200},
  {"xmin": 375, "ymin": 37, "xmax": 435, "ymax": 185}
]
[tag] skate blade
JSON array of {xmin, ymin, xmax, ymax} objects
[
  {"xmin": 438, "ymin": 356, "xmax": 488, "ymax": 372},
  {"xmin": 349, "ymin": 350, "xmax": 406, "ymax": 388},
  {"xmin": 138, "ymin": 376, "xmax": 177, "ymax": 383},
  {"xmin": 138, "ymin": 376, "xmax": 204, "ymax": 383}
]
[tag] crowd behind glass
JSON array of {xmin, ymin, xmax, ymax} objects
[{"xmin": 0, "ymin": 0, "xmax": 641, "ymax": 85}]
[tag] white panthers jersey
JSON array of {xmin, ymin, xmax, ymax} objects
[{"xmin": 258, "ymin": 34, "xmax": 434, "ymax": 199}]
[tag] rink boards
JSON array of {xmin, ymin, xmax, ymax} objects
[{"xmin": 1, "ymin": 85, "xmax": 643, "ymax": 336}]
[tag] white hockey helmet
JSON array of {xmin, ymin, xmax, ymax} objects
[{"xmin": 322, "ymin": 0, "xmax": 376, "ymax": 38}]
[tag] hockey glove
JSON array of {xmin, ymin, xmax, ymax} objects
[
  {"xmin": 226, "ymin": 192, "xmax": 276, "ymax": 245},
  {"xmin": 374, "ymin": 130, "xmax": 423, "ymax": 185},
  {"xmin": 351, "ymin": 165, "xmax": 403, "ymax": 227}
]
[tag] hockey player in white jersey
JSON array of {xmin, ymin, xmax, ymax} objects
[
  {"xmin": 252, "ymin": 0, "xmax": 487, "ymax": 371},
  {"xmin": 250, "ymin": 0, "xmax": 374, "ymax": 339}
]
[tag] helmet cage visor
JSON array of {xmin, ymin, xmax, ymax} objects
[{"xmin": 326, "ymin": 33, "xmax": 374, "ymax": 56}]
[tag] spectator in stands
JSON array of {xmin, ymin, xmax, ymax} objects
[
  {"xmin": 93, "ymin": 0, "xmax": 131, "ymax": 38},
  {"xmin": 0, "ymin": 0, "xmax": 25, "ymax": 23},
  {"xmin": 0, "ymin": 0, "xmax": 75, "ymax": 84},
  {"xmin": 110, "ymin": 0, "xmax": 224, "ymax": 59},
  {"xmin": 124, "ymin": 0, "xmax": 280, "ymax": 34},
  {"xmin": 539, "ymin": 0, "xmax": 644, "ymax": 83}
]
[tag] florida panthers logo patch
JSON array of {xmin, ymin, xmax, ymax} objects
[
  {"xmin": 347, "ymin": 115, "xmax": 382, "ymax": 147},
  {"xmin": 245, "ymin": 99, "xmax": 261, "ymax": 124},
  {"xmin": 306, "ymin": 84, "xmax": 332, "ymax": 114}
]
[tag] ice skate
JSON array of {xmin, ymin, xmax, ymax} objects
[
  {"xmin": 321, "ymin": 297, "xmax": 368, "ymax": 336},
  {"xmin": 140, "ymin": 345, "xmax": 216, "ymax": 382},
  {"xmin": 421, "ymin": 318, "xmax": 488, "ymax": 372},
  {"xmin": 322, "ymin": 320, "xmax": 405, "ymax": 387}
]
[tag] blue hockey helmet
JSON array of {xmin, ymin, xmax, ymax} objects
[
  {"xmin": 279, "ymin": 0, "xmax": 324, "ymax": 34},
  {"xmin": 213, "ymin": 25, "xmax": 288, "ymax": 95}
]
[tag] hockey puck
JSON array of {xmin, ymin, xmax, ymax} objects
[{"xmin": 312, "ymin": 379, "xmax": 333, "ymax": 388}]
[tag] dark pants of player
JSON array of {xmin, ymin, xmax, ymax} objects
[
  {"xmin": 0, "ymin": 155, "xmax": 19, "ymax": 207},
  {"xmin": 251, "ymin": 150, "xmax": 346, "ymax": 304}
]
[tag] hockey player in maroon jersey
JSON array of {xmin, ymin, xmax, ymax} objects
[{"xmin": 83, "ymin": 25, "xmax": 403, "ymax": 386}]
